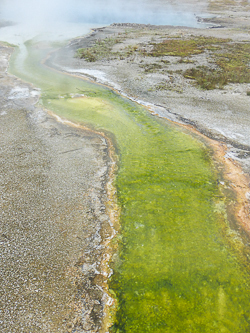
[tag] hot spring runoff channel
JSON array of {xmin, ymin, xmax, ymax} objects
[{"xmin": 10, "ymin": 39, "xmax": 250, "ymax": 332}]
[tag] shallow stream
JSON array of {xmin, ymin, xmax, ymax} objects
[{"xmin": 8, "ymin": 36, "xmax": 250, "ymax": 332}]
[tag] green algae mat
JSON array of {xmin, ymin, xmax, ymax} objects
[{"xmin": 10, "ymin": 41, "xmax": 250, "ymax": 332}]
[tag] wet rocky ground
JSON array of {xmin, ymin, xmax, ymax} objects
[
  {"xmin": 49, "ymin": 2, "xmax": 250, "ymax": 176},
  {"xmin": 0, "ymin": 45, "xmax": 112, "ymax": 332},
  {"xmin": 1, "ymin": 0, "xmax": 250, "ymax": 331}
]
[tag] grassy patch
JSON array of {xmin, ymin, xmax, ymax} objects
[
  {"xmin": 184, "ymin": 43, "xmax": 250, "ymax": 89},
  {"xmin": 75, "ymin": 36, "xmax": 123, "ymax": 62},
  {"xmin": 146, "ymin": 37, "xmax": 230, "ymax": 57},
  {"xmin": 148, "ymin": 39, "xmax": 204, "ymax": 57},
  {"xmin": 145, "ymin": 37, "xmax": 250, "ymax": 89},
  {"xmin": 209, "ymin": 0, "xmax": 250, "ymax": 10},
  {"xmin": 75, "ymin": 32, "xmax": 141, "ymax": 62},
  {"xmin": 74, "ymin": 31, "xmax": 250, "ymax": 90},
  {"xmin": 184, "ymin": 66, "xmax": 227, "ymax": 90},
  {"xmin": 215, "ymin": 43, "xmax": 250, "ymax": 83},
  {"xmin": 139, "ymin": 63, "xmax": 163, "ymax": 73},
  {"xmin": 0, "ymin": 41, "xmax": 17, "ymax": 48},
  {"xmin": 155, "ymin": 81, "xmax": 183, "ymax": 93},
  {"xmin": 123, "ymin": 44, "xmax": 139, "ymax": 57},
  {"xmin": 160, "ymin": 59, "xmax": 170, "ymax": 64},
  {"xmin": 140, "ymin": 36, "xmax": 250, "ymax": 89}
]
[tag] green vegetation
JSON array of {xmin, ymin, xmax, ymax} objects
[
  {"xmin": 208, "ymin": 0, "xmax": 250, "ymax": 10},
  {"xmin": 148, "ymin": 39, "xmax": 204, "ymax": 57},
  {"xmin": 160, "ymin": 59, "xmax": 170, "ymax": 64},
  {"xmin": 123, "ymin": 44, "xmax": 139, "ymax": 56},
  {"xmin": 146, "ymin": 36, "xmax": 230, "ymax": 57},
  {"xmin": 75, "ymin": 33, "xmax": 250, "ymax": 89},
  {"xmin": 139, "ymin": 63, "xmax": 162, "ymax": 73},
  {"xmin": 184, "ymin": 66, "xmax": 228, "ymax": 90},
  {"xmin": 184, "ymin": 42, "xmax": 250, "ymax": 89},
  {"xmin": 75, "ymin": 36, "xmax": 123, "ymax": 62},
  {"xmin": 75, "ymin": 34, "xmax": 141, "ymax": 62},
  {"xmin": 154, "ymin": 81, "xmax": 183, "ymax": 93},
  {"xmin": 0, "ymin": 41, "xmax": 16, "ymax": 48},
  {"xmin": 144, "ymin": 36, "xmax": 250, "ymax": 89},
  {"xmin": 10, "ymin": 41, "xmax": 250, "ymax": 332}
]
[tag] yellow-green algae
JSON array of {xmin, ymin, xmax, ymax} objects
[{"xmin": 10, "ymin": 41, "xmax": 250, "ymax": 332}]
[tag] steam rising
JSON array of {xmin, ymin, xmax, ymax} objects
[{"xmin": 1, "ymin": 0, "xmax": 202, "ymax": 28}]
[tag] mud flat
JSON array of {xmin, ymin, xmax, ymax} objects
[{"xmin": 0, "ymin": 45, "xmax": 113, "ymax": 332}]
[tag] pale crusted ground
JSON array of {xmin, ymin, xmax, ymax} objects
[
  {"xmin": 50, "ymin": 1, "xmax": 250, "ymax": 175},
  {"xmin": 1, "ymin": 0, "xmax": 250, "ymax": 332},
  {"xmin": 0, "ymin": 45, "xmax": 113, "ymax": 332}
]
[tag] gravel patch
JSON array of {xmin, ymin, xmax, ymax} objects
[{"xmin": 0, "ymin": 45, "xmax": 112, "ymax": 332}]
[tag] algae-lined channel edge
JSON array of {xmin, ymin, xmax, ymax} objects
[
  {"xmin": 9, "ymin": 39, "xmax": 250, "ymax": 332},
  {"xmin": 45, "ymin": 109, "xmax": 120, "ymax": 333}
]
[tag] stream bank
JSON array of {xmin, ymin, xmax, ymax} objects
[
  {"xmin": 0, "ymin": 45, "xmax": 111, "ymax": 332},
  {"xmin": 50, "ymin": 15, "xmax": 250, "ymax": 175},
  {"xmin": 43, "ymin": 6, "xmax": 250, "ymax": 331},
  {"xmin": 1, "ymin": 0, "xmax": 250, "ymax": 330},
  {"xmin": 49, "ymin": 18, "xmax": 250, "ymax": 241}
]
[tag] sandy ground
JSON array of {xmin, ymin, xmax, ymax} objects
[{"xmin": 0, "ymin": 45, "xmax": 113, "ymax": 332}]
